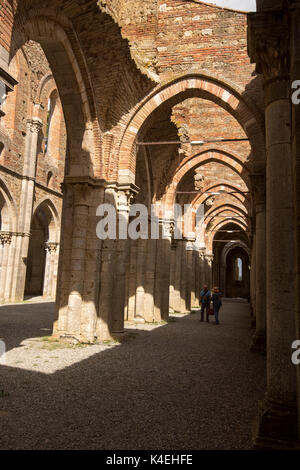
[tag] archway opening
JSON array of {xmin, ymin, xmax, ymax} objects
[
  {"xmin": 225, "ymin": 246, "xmax": 250, "ymax": 299},
  {"xmin": 24, "ymin": 203, "xmax": 56, "ymax": 298}
]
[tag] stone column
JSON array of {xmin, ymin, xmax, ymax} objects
[
  {"xmin": 143, "ymin": 235, "xmax": 157, "ymax": 322},
  {"xmin": 199, "ymin": 248, "xmax": 206, "ymax": 291},
  {"xmin": 125, "ymin": 238, "xmax": 138, "ymax": 322},
  {"xmin": 186, "ymin": 234, "xmax": 196, "ymax": 311},
  {"xmin": 43, "ymin": 242, "xmax": 59, "ymax": 298},
  {"xmin": 169, "ymin": 240, "xmax": 176, "ymax": 313},
  {"xmin": 0, "ymin": 232, "xmax": 12, "ymax": 303},
  {"xmin": 193, "ymin": 247, "xmax": 200, "ymax": 308},
  {"xmin": 154, "ymin": 219, "xmax": 173, "ymax": 321},
  {"xmin": 10, "ymin": 118, "xmax": 42, "ymax": 301},
  {"xmin": 54, "ymin": 179, "xmax": 103, "ymax": 343},
  {"xmin": 205, "ymin": 251, "xmax": 214, "ymax": 289},
  {"xmin": 179, "ymin": 240, "xmax": 188, "ymax": 313},
  {"xmin": 66, "ymin": 183, "xmax": 92, "ymax": 340},
  {"xmin": 249, "ymin": 13, "xmax": 298, "ymax": 446},
  {"xmin": 250, "ymin": 174, "xmax": 267, "ymax": 353},
  {"xmin": 191, "ymin": 243, "xmax": 200, "ymax": 308},
  {"xmin": 112, "ymin": 188, "xmax": 135, "ymax": 332},
  {"xmin": 97, "ymin": 185, "xmax": 136, "ymax": 339}
]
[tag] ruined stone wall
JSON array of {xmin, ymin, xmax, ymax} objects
[{"xmin": 0, "ymin": 36, "xmax": 65, "ymax": 234}]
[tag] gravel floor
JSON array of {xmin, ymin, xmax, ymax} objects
[{"xmin": 0, "ymin": 298, "xmax": 266, "ymax": 450}]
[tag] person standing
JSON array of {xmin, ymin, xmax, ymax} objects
[
  {"xmin": 200, "ymin": 284, "xmax": 211, "ymax": 322},
  {"xmin": 211, "ymin": 286, "xmax": 222, "ymax": 325}
]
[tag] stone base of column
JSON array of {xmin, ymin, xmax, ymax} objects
[
  {"xmin": 253, "ymin": 398, "xmax": 299, "ymax": 449},
  {"xmin": 250, "ymin": 333, "xmax": 266, "ymax": 355}
]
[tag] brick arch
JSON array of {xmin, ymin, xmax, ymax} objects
[
  {"xmin": 36, "ymin": 73, "xmax": 55, "ymax": 104},
  {"xmin": 118, "ymin": 75, "xmax": 265, "ymax": 183},
  {"xmin": 206, "ymin": 214, "xmax": 248, "ymax": 251},
  {"xmin": 204, "ymin": 203, "xmax": 248, "ymax": 225},
  {"xmin": 190, "ymin": 184, "xmax": 249, "ymax": 232},
  {"xmin": 164, "ymin": 149, "xmax": 249, "ymax": 209},
  {"xmin": 191, "ymin": 182, "xmax": 250, "ymax": 210},
  {"xmin": 9, "ymin": 13, "xmax": 98, "ymax": 176}
]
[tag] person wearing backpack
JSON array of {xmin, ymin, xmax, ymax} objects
[
  {"xmin": 199, "ymin": 285, "xmax": 211, "ymax": 322},
  {"xmin": 211, "ymin": 286, "xmax": 222, "ymax": 325}
]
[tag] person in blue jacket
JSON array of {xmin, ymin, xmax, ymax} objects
[
  {"xmin": 211, "ymin": 286, "xmax": 222, "ymax": 325},
  {"xmin": 199, "ymin": 284, "xmax": 211, "ymax": 322}
]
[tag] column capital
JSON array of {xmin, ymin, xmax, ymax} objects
[
  {"xmin": 205, "ymin": 252, "xmax": 214, "ymax": 266},
  {"xmin": 0, "ymin": 231, "xmax": 12, "ymax": 245},
  {"xmin": 27, "ymin": 117, "xmax": 43, "ymax": 134},
  {"xmin": 117, "ymin": 183, "xmax": 139, "ymax": 212},
  {"xmin": 44, "ymin": 242, "xmax": 59, "ymax": 253},
  {"xmin": 72, "ymin": 183, "xmax": 94, "ymax": 206},
  {"xmin": 159, "ymin": 218, "xmax": 174, "ymax": 238},
  {"xmin": 248, "ymin": 11, "xmax": 290, "ymax": 83}
]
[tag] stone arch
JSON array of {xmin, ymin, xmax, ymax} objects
[
  {"xmin": 216, "ymin": 240, "xmax": 250, "ymax": 296},
  {"xmin": 25, "ymin": 198, "xmax": 60, "ymax": 297},
  {"xmin": 32, "ymin": 198, "xmax": 60, "ymax": 243},
  {"xmin": 118, "ymin": 74, "xmax": 265, "ymax": 183},
  {"xmin": 36, "ymin": 73, "xmax": 55, "ymax": 104},
  {"xmin": 9, "ymin": 13, "xmax": 97, "ymax": 176},
  {"xmin": 206, "ymin": 208, "xmax": 249, "ymax": 252},
  {"xmin": 191, "ymin": 182, "xmax": 250, "ymax": 209},
  {"xmin": 164, "ymin": 149, "xmax": 250, "ymax": 209},
  {"xmin": 223, "ymin": 242, "xmax": 250, "ymax": 299}
]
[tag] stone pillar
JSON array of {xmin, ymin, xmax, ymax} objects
[
  {"xmin": 65, "ymin": 183, "xmax": 93, "ymax": 340},
  {"xmin": 169, "ymin": 240, "xmax": 176, "ymax": 313},
  {"xmin": 171, "ymin": 240, "xmax": 182, "ymax": 313},
  {"xmin": 192, "ymin": 247, "xmax": 200, "ymax": 308},
  {"xmin": 125, "ymin": 238, "xmax": 138, "ymax": 322},
  {"xmin": 250, "ymin": 174, "xmax": 267, "ymax": 353},
  {"xmin": 186, "ymin": 234, "xmax": 196, "ymax": 311},
  {"xmin": 43, "ymin": 242, "xmax": 59, "ymax": 298},
  {"xmin": 153, "ymin": 219, "xmax": 172, "ymax": 321},
  {"xmin": 249, "ymin": 13, "xmax": 299, "ymax": 446},
  {"xmin": 54, "ymin": 179, "xmax": 103, "ymax": 343},
  {"xmin": 11, "ymin": 118, "xmax": 42, "ymax": 301},
  {"xmin": 143, "ymin": 236, "xmax": 157, "ymax": 322},
  {"xmin": 0, "ymin": 231, "xmax": 12, "ymax": 302},
  {"xmin": 97, "ymin": 184, "xmax": 136, "ymax": 340},
  {"xmin": 199, "ymin": 248, "xmax": 206, "ymax": 291},
  {"xmin": 205, "ymin": 251, "xmax": 214, "ymax": 289}
]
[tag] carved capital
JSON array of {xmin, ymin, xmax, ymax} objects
[
  {"xmin": 28, "ymin": 118, "xmax": 43, "ymax": 134},
  {"xmin": 248, "ymin": 11, "xmax": 290, "ymax": 81},
  {"xmin": 72, "ymin": 183, "xmax": 93, "ymax": 206},
  {"xmin": 45, "ymin": 242, "xmax": 59, "ymax": 253},
  {"xmin": 159, "ymin": 218, "xmax": 174, "ymax": 238},
  {"xmin": 205, "ymin": 253, "xmax": 214, "ymax": 266},
  {"xmin": 0, "ymin": 231, "xmax": 12, "ymax": 245},
  {"xmin": 117, "ymin": 183, "xmax": 139, "ymax": 212}
]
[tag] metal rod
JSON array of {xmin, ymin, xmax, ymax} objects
[
  {"xmin": 212, "ymin": 240, "xmax": 247, "ymax": 243},
  {"xmin": 136, "ymin": 138, "xmax": 249, "ymax": 146},
  {"xmin": 176, "ymin": 191, "xmax": 250, "ymax": 194}
]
